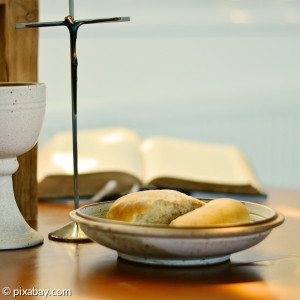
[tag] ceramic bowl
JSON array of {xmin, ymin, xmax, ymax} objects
[
  {"xmin": 0, "ymin": 83, "xmax": 46, "ymax": 157},
  {"xmin": 70, "ymin": 200, "xmax": 284, "ymax": 266}
]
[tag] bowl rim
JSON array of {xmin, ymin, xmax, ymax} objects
[{"xmin": 70, "ymin": 200, "xmax": 285, "ymax": 238}]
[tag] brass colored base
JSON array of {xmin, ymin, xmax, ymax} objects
[{"xmin": 48, "ymin": 221, "xmax": 91, "ymax": 243}]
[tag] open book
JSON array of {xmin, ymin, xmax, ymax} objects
[{"xmin": 37, "ymin": 127, "xmax": 265, "ymax": 199}]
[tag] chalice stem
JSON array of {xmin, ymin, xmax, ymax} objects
[{"xmin": 0, "ymin": 157, "xmax": 43, "ymax": 249}]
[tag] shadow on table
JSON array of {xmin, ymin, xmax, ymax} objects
[{"xmin": 79, "ymin": 257, "xmax": 278, "ymax": 300}]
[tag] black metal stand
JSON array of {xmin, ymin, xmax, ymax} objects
[{"xmin": 16, "ymin": 7, "xmax": 130, "ymax": 242}]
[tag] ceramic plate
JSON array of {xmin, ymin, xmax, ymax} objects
[{"xmin": 69, "ymin": 200, "xmax": 284, "ymax": 266}]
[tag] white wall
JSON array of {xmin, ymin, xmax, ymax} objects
[{"xmin": 38, "ymin": 0, "xmax": 300, "ymax": 189}]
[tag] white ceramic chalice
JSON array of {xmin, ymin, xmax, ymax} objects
[{"xmin": 0, "ymin": 83, "xmax": 46, "ymax": 249}]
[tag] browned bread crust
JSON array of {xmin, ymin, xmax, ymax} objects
[{"xmin": 106, "ymin": 189, "xmax": 204, "ymax": 224}]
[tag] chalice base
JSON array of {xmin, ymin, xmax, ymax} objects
[{"xmin": 0, "ymin": 227, "xmax": 43, "ymax": 250}]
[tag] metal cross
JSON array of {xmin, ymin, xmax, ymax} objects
[{"xmin": 16, "ymin": 1, "xmax": 130, "ymax": 212}]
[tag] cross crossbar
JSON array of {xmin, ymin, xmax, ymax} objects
[{"xmin": 15, "ymin": 5, "xmax": 130, "ymax": 212}]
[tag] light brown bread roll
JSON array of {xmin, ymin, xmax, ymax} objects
[
  {"xmin": 106, "ymin": 189, "xmax": 205, "ymax": 224},
  {"xmin": 170, "ymin": 198, "xmax": 250, "ymax": 227}
]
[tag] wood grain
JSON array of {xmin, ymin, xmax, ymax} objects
[{"xmin": 0, "ymin": 0, "xmax": 39, "ymax": 220}]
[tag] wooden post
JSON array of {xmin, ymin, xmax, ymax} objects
[{"xmin": 0, "ymin": 0, "xmax": 39, "ymax": 221}]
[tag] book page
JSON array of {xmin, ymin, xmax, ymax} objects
[
  {"xmin": 141, "ymin": 136, "xmax": 263, "ymax": 193},
  {"xmin": 38, "ymin": 127, "xmax": 143, "ymax": 183}
]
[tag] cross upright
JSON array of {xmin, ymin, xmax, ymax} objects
[{"xmin": 15, "ymin": 1, "xmax": 130, "ymax": 212}]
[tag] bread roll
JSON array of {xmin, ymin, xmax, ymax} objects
[
  {"xmin": 106, "ymin": 189, "xmax": 205, "ymax": 224},
  {"xmin": 170, "ymin": 198, "xmax": 250, "ymax": 227}
]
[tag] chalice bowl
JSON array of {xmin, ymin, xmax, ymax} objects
[{"xmin": 0, "ymin": 83, "xmax": 46, "ymax": 249}]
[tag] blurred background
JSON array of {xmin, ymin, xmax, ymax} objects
[{"xmin": 38, "ymin": 0, "xmax": 300, "ymax": 190}]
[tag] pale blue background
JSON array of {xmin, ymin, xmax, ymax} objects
[{"xmin": 38, "ymin": 0, "xmax": 300, "ymax": 189}]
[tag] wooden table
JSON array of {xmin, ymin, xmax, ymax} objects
[{"xmin": 1, "ymin": 187, "xmax": 299, "ymax": 300}]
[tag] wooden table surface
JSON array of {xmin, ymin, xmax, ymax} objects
[{"xmin": 1, "ymin": 187, "xmax": 300, "ymax": 300}]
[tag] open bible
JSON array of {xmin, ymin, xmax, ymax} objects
[{"xmin": 37, "ymin": 127, "xmax": 265, "ymax": 199}]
